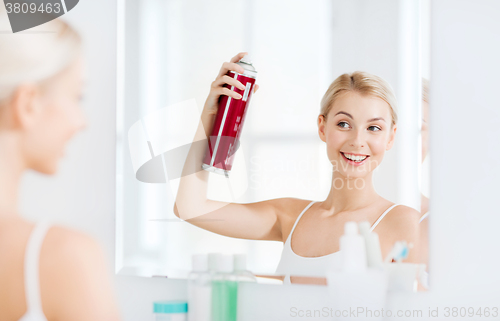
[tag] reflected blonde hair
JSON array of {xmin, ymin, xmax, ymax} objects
[
  {"xmin": 0, "ymin": 5, "xmax": 81, "ymax": 104},
  {"xmin": 320, "ymin": 71, "xmax": 398, "ymax": 127}
]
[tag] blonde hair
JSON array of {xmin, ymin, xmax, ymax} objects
[
  {"xmin": 0, "ymin": 5, "xmax": 81, "ymax": 104},
  {"xmin": 320, "ymin": 71, "xmax": 398, "ymax": 127}
]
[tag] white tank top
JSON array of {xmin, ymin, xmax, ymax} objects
[
  {"xmin": 18, "ymin": 221, "xmax": 51, "ymax": 321},
  {"xmin": 275, "ymin": 201, "xmax": 400, "ymax": 284}
]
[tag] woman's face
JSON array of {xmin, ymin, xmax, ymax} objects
[
  {"xmin": 22, "ymin": 56, "xmax": 87, "ymax": 174},
  {"xmin": 318, "ymin": 91, "xmax": 396, "ymax": 179}
]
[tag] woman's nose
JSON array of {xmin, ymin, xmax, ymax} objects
[{"xmin": 349, "ymin": 129, "xmax": 365, "ymax": 148}]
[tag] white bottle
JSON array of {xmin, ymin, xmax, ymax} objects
[
  {"xmin": 187, "ymin": 254, "xmax": 212, "ymax": 321},
  {"xmin": 233, "ymin": 254, "xmax": 257, "ymax": 283},
  {"xmin": 339, "ymin": 221, "xmax": 367, "ymax": 272},
  {"xmin": 358, "ymin": 221, "xmax": 384, "ymax": 268},
  {"xmin": 208, "ymin": 253, "xmax": 222, "ymax": 276}
]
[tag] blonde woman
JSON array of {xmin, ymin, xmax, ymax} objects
[
  {"xmin": 0, "ymin": 7, "xmax": 120, "ymax": 321},
  {"xmin": 174, "ymin": 52, "xmax": 422, "ymax": 285}
]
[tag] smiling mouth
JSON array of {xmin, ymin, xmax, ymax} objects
[{"xmin": 340, "ymin": 152, "xmax": 369, "ymax": 163}]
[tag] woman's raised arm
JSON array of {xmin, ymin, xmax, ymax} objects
[{"xmin": 173, "ymin": 52, "xmax": 285, "ymax": 242}]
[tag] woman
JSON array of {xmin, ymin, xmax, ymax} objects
[
  {"xmin": 0, "ymin": 8, "xmax": 121, "ymax": 321},
  {"xmin": 174, "ymin": 52, "xmax": 422, "ymax": 284}
]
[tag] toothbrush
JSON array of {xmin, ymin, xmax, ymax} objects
[{"xmin": 384, "ymin": 241, "xmax": 411, "ymax": 263}]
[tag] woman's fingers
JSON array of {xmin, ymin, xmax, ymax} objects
[
  {"xmin": 212, "ymin": 75, "xmax": 246, "ymax": 91},
  {"xmin": 219, "ymin": 87, "xmax": 243, "ymax": 100},
  {"xmin": 230, "ymin": 52, "xmax": 248, "ymax": 63},
  {"xmin": 253, "ymin": 84, "xmax": 259, "ymax": 94},
  {"xmin": 210, "ymin": 53, "xmax": 257, "ymax": 102},
  {"xmin": 216, "ymin": 61, "xmax": 245, "ymax": 79}
]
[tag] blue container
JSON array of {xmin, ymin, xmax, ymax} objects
[{"xmin": 153, "ymin": 301, "xmax": 188, "ymax": 321}]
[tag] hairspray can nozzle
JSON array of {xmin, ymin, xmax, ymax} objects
[{"xmin": 239, "ymin": 54, "xmax": 253, "ymax": 64}]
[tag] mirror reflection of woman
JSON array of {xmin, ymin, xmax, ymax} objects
[{"xmin": 175, "ymin": 52, "xmax": 423, "ymax": 285}]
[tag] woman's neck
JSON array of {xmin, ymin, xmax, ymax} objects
[
  {"xmin": 0, "ymin": 134, "xmax": 25, "ymax": 217},
  {"xmin": 321, "ymin": 171, "xmax": 380, "ymax": 214}
]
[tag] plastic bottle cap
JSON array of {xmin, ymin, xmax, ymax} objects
[
  {"xmin": 358, "ymin": 221, "xmax": 370, "ymax": 235},
  {"xmin": 153, "ymin": 300, "xmax": 188, "ymax": 314},
  {"xmin": 217, "ymin": 254, "xmax": 234, "ymax": 273},
  {"xmin": 233, "ymin": 253, "xmax": 246, "ymax": 271},
  {"xmin": 192, "ymin": 254, "xmax": 208, "ymax": 272},
  {"xmin": 208, "ymin": 253, "xmax": 221, "ymax": 271},
  {"xmin": 240, "ymin": 54, "xmax": 252, "ymax": 64},
  {"xmin": 344, "ymin": 221, "xmax": 358, "ymax": 235}
]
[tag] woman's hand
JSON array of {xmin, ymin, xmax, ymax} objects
[{"xmin": 202, "ymin": 52, "xmax": 260, "ymax": 117}]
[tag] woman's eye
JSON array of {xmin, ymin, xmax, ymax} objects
[
  {"xmin": 337, "ymin": 121, "xmax": 350, "ymax": 129},
  {"xmin": 369, "ymin": 126, "xmax": 381, "ymax": 132}
]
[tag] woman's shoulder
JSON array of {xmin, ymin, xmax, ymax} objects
[
  {"xmin": 391, "ymin": 204, "xmax": 421, "ymax": 220},
  {"xmin": 45, "ymin": 224, "xmax": 99, "ymax": 246},
  {"xmin": 41, "ymin": 225, "xmax": 112, "ymax": 319},
  {"xmin": 375, "ymin": 204, "xmax": 423, "ymax": 264},
  {"xmin": 0, "ymin": 217, "xmax": 101, "ymax": 263},
  {"xmin": 378, "ymin": 204, "xmax": 421, "ymax": 236},
  {"xmin": 266, "ymin": 198, "xmax": 315, "ymax": 243},
  {"xmin": 42, "ymin": 224, "xmax": 105, "ymax": 272},
  {"xmin": 270, "ymin": 198, "xmax": 316, "ymax": 221},
  {"xmin": 0, "ymin": 217, "xmax": 100, "ymax": 250},
  {"xmin": 0, "ymin": 218, "xmax": 108, "ymax": 320}
]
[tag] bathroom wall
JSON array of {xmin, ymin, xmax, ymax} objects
[{"xmin": 18, "ymin": 0, "xmax": 500, "ymax": 319}]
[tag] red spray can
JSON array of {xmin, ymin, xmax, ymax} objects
[{"xmin": 202, "ymin": 55, "xmax": 257, "ymax": 176}]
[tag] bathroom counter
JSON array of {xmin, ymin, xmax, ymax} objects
[
  {"xmin": 116, "ymin": 275, "xmax": 431, "ymax": 321},
  {"xmin": 237, "ymin": 282, "xmax": 430, "ymax": 321}
]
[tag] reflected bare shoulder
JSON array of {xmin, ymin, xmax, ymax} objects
[
  {"xmin": 274, "ymin": 198, "xmax": 315, "ymax": 242},
  {"xmin": 272, "ymin": 197, "xmax": 313, "ymax": 220},
  {"xmin": 376, "ymin": 205, "xmax": 422, "ymax": 263}
]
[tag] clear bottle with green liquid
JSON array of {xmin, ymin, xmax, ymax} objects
[{"xmin": 211, "ymin": 254, "xmax": 238, "ymax": 321}]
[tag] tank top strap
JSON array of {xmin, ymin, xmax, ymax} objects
[
  {"xmin": 286, "ymin": 201, "xmax": 316, "ymax": 243},
  {"xmin": 370, "ymin": 204, "xmax": 400, "ymax": 232},
  {"xmin": 419, "ymin": 211, "xmax": 429, "ymax": 223},
  {"xmin": 24, "ymin": 220, "xmax": 52, "ymax": 314}
]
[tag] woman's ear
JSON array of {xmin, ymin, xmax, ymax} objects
[
  {"xmin": 9, "ymin": 84, "xmax": 42, "ymax": 130},
  {"xmin": 386, "ymin": 124, "xmax": 397, "ymax": 150},
  {"xmin": 318, "ymin": 114, "xmax": 327, "ymax": 142}
]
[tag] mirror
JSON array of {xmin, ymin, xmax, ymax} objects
[{"xmin": 116, "ymin": 0, "xmax": 430, "ymax": 285}]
